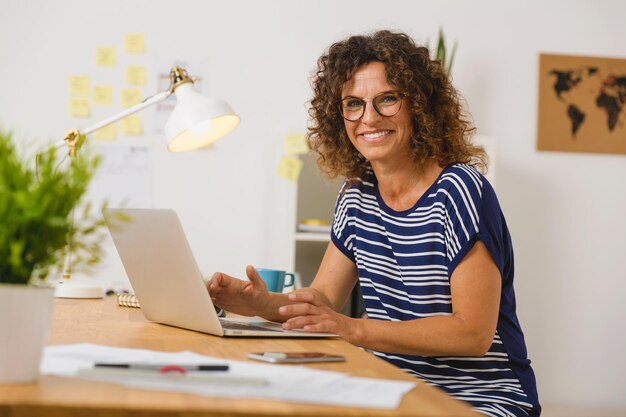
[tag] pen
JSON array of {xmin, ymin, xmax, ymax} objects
[{"xmin": 94, "ymin": 363, "xmax": 229, "ymax": 372}]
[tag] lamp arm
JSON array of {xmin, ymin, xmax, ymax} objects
[
  {"xmin": 82, "ymin": 90, "xmax": 170, "ymax": 135},
  {"xmin": 54, "ymin": 90, "xmax": 172, "ymax": 156},
  {"xmin": 55, "ymin": 66, "xmax": 198, "ymax": 156}
]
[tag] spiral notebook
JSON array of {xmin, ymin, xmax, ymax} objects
[
  {"xmin": 116, "ymin": 293, "xmax": 227, "ymax": 318},
  {"xmin": 117, "ymin": 293, "xmax": 141, "ymax": 308}
]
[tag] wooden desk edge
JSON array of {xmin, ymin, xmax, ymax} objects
[{"xmin": 0, "ymin": 298, "xmax": 476, "ymax": 417}]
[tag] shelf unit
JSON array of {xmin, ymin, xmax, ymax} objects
[{"xmin": 294, "ymin": 232, "xmax": 331, "ymax": 242}]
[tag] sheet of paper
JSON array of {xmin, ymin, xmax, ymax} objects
[
  {"xmin": 121, "ymin": 88, "xmax": 142, "ymax": 108},
  {"xmin": 69, "ymin": 76, "xmax": 90, "ymax": 97},
  {"xmin": 126, "ymin": 66, "xmax": 146, "ymax": 85},
  {"xmin": 120, "ymin": 115, "xmax": 142, "ymax": 135},
  {"xmin": 93, "ymin": 86, "xmax": 113, "ymax": 105},
  {"xmin": 91, "ymin": 144, "xmax": 152, "ymax": 208},
  {"xmin": 95, "ymin": 47, "xmax": 116, "ymax": 67},
  {"xmin": 276, "ymin": 156, "xmax": 303, "ymax": 182},
  {"xmin": 125, "ymin": 34, "xmax": 145, "ymax": 53},
  {"xmin": 284, "ymin": 133, "xmax": 309, "ymax": 155},
  {"xmin": 93, "ymin": 124, "xmax": 116, "ymax": 141},
  {"xmin": 69, "ymin": 98, "xmax": 90, "ymax": 117},
  {"xmin": 41, "ymin": 343, "xmax": 415, "ymax": 410}
]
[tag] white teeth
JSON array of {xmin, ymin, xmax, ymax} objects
[{"xmin": 362, "ymin": 130, "xmax": 390, "ymax": 139}]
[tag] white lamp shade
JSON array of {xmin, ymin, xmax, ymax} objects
[{"xmin": 165, "ymin": 83, "xmax": 240, "ymax": 152}]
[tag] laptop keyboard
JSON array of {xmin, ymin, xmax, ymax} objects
[{"xmin": 219, "ymin": 319, "xmax": 284, "ymax": 332}]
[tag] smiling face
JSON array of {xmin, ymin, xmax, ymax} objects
[{"xmin": 341, "ymin": 61, "xmax": 413, "ymax": 169}]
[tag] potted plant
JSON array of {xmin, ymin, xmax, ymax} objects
[
  {"xmin": 0, "ymin": 129, "xmax": 104, "ymax": 383},
  {"xmin": 431, "ymin": 27, "xmax": 458, "ymax": 75}
]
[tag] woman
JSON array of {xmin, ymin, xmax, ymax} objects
[{"xmin": 208, "ymin": 30, "xmax": 540, "ymax": 417}]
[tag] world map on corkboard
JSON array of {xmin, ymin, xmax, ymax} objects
[{"xmin": 537, "ymin": 53, "xmax": 626, "ymax": 155}]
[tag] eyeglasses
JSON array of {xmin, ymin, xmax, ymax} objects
[{"xmin": 340, "ymin": 91, "xmax": 407, "ymax": 122}]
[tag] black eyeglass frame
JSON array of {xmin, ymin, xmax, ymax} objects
[{"xmin": 339, "ymin": 91, "xmax": 408, "ymax": 122}]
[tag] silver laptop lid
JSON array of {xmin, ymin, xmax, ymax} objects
[
  {"xmin": 103, "ymin": 208, "xmax": 225, "ymax": 336},
  {"xmin": 103, "ymin": 208, "xmax": 336, "ymax": 338}
]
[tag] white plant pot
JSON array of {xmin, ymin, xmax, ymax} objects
[{"xmin": 0, "ymin": 284, "xmax": 55, "ymax": 384}]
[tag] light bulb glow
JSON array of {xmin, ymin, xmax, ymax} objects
[{"xmin": 167, "ymin": 115, "xmax": 240, "ymax": 152}]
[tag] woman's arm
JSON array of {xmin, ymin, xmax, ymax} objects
[
  {"xmin": 207, "ymin": 243, "xmax": 358, "ymax": 322},
  {"xmin": 281, "ymin": 240, "xmax": 501, "ymax": 357},
  {"xmin": 309, "ymin": 242, "xmax": 359, "ymax": 311},
  {"xmin": 266, "ymin": 243, "xmax": 358, "ymax": 321}
]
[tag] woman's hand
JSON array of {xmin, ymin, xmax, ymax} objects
[
  {"xmin": 278, "ymin": 290, "xmax": 358, "ymax": 341},
  {"xmin": 207, "ymin": 265, "xmax": 271, "ymax": 317}
]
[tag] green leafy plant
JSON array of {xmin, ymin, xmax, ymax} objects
[
  {"xmin": 0, "ymin": 129, "xmax": 107, "ymax": 285},
  {"xmin": 430, "ymin": 27, "xmax": 458, "ymax": 75}
]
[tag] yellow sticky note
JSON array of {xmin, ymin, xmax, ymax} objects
[
  {"xmin": 69, "ymin": 76, "xmax": 90, "ymax": 97},
  {"xmin": 93, "ymin": 86, "xmax": 113, "ymax": 105},
  {"xmin": 121, "ymin": 88, "xmax": 142, "ymax": 108},
  {"xmin": 284, "ymin": 133, "xmax": 309, "ymax": 155},
  {"xmin": 120, "ymin": 115, "xmax": 142, "ymax": 135},
  {"xmin": 69, "ymin": 98, "xmax": 90, "ymax": 117},
  {"xmin": 126, "ymin": 66, "xmax": 146, "ymax": 85},
  {"xmin": 276, "ymin": 156, "xmax": 303, "ymax": 182},
  {"xmin": 95, "ymin": 47, "xmax": 116, "ymax": 67},
  {"xmin": 124, "ymin": 34, "xmax": 145, "ymax": 53},
  {"xmin": 93, "ymin": 124, "xmax": 117, "ymax": 141}
]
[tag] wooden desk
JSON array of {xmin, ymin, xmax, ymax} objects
[{"xmin": 0, "ymin": 298, "xmax": 475, "ymax": 417}]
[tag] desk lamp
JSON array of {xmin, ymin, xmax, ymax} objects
[{"xmin": 54, "ymin": 66, "xmax": 239, "ymax": 299}]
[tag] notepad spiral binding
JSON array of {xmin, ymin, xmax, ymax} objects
[{"xmin": 117, "ymin": 293, "xmax": 141, "ymax": 308}]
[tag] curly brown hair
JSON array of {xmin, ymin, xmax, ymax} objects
[{"xmin": 307, "ymin": 30, "xmax": 486, "ymax": 179}]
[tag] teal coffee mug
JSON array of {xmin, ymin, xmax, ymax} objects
[{"xmin": 256, "ymin": 268, "xmax": 295, "ymax": 293}]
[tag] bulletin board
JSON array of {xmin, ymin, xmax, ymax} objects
[{"xmin": 537, "ymin": 53, "xmax": 626, "ymax": 155}]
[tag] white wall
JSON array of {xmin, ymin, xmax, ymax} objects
[{"xmin": 2, "ymin": 0, "xmax": 625, "ymax": 410}]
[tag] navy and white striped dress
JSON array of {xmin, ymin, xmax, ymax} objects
[{"xmin": 331, "ymin": 163, "xmax": 540, "ymax": 417}]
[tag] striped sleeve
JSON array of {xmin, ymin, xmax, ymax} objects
[
  {"xmin": 441, "ymin": 165, "xmax": 486, "ymax": 275},
  {"xmin": 331, "ymin": 180, "xmax": 357, "ymax": 262}
]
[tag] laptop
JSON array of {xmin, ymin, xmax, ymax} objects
[{"xmin": 103, "ymin": 208, "xmax": 334, "ymax": 338}]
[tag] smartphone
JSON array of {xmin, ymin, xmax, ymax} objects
[{"xmin": 247, "ymin": 352, "xmax": 346, "ymax": 364}]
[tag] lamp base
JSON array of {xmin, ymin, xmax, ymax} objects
[{"xmin": 54, "ymin": 282, "xmax": 103, "ymax": 299}]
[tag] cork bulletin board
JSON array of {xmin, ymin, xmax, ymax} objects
[{"xmin": 537, "ymin": 53, "xmax": 626, "ymax": 155}]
